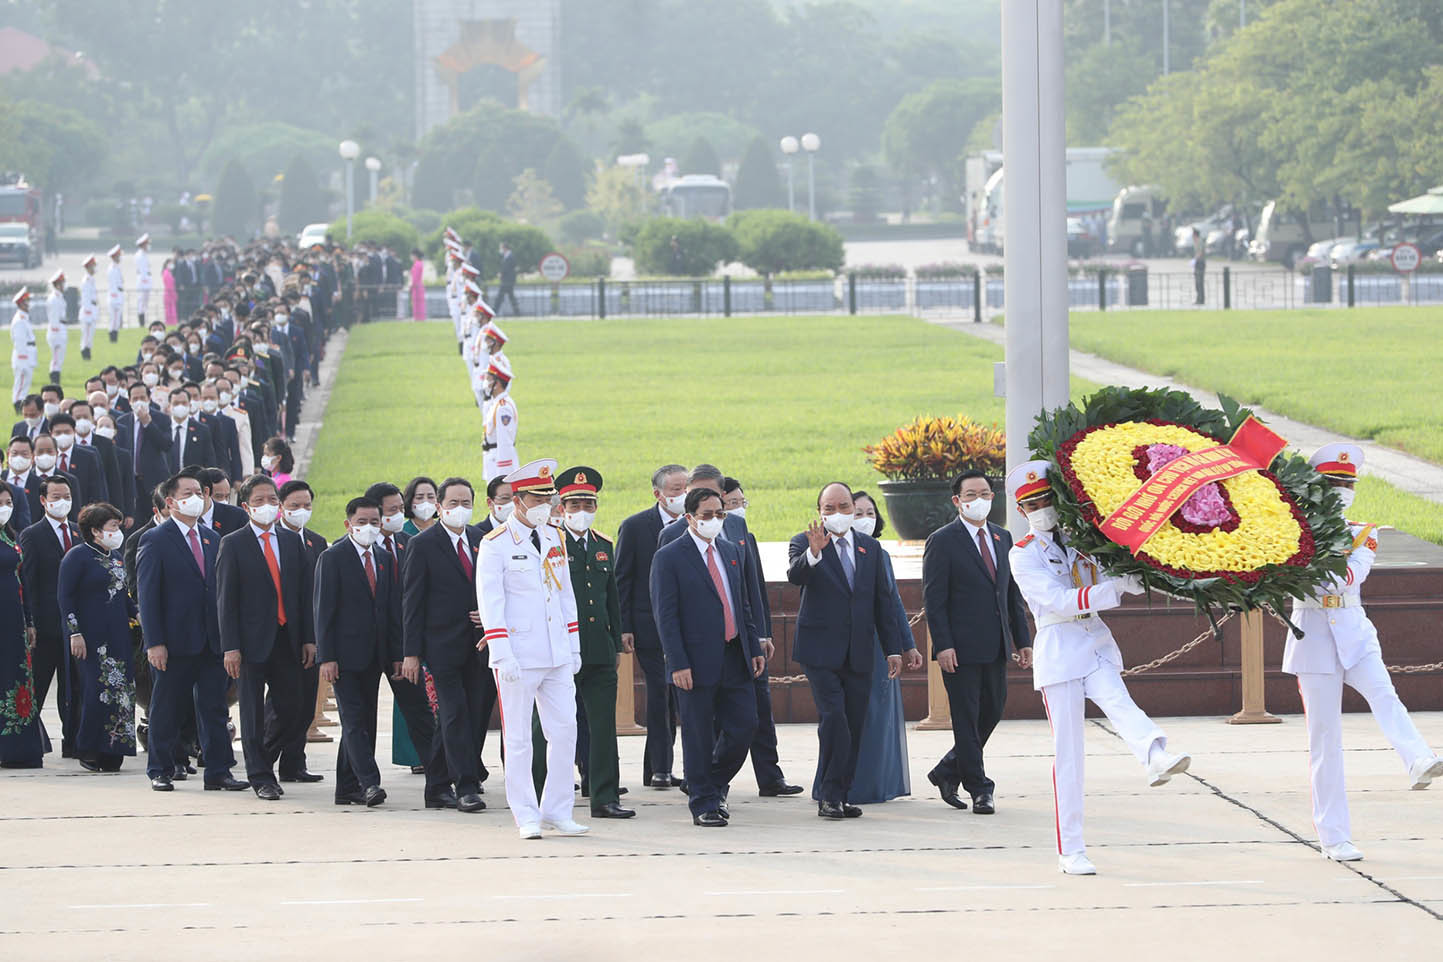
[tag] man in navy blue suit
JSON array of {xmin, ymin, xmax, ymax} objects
[
  {"xmin": 136, "ymin": 472, "xmax": 247, "ymax": 792},
  {"xmin": 650, "ymin": 488, "xmax": 767, "ymax": 827},
  {"xmin": 922, "ymin": 469, "xmax": 1033, "ymax": 815},
  {"xmin": 787, "ymin": 482, "xmax": 904, "ymax": 819}
]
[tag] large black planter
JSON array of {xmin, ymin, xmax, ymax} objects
[{"xmin": 878, "ymin": 476, "xmax": 1006, "ymax": 541}]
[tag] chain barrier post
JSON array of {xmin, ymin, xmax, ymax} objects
[
  {"xmin": 615, "ymin": 652, "xmax": 646, "ymax": 736},
  {"xmin": 914, "ymin": 610, "xmax": 953, "ymax": 731},
  {"xmin": 1228, "ymin": 608, "xmax": 1280, "ymax": 725}
]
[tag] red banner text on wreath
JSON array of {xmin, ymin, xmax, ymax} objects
[{"xmin": 1099, "ymin": 416, "xmax": 1288, "ymax": 553}]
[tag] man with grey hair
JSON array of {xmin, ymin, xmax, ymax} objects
[{"xmin": 616, "ymin": 463, "xmax": 689, "ymax": 787}]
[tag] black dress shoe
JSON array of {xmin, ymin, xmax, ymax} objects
[
  {"xmin": 280, "ymin": 770, "xmax": 324, "ymax": 783},
  {"xmin": 842, "ymin": 803, "xmax": 863, "ymax": 818},
  {"xmin": 693, "ymin": 811, "xmax": 728, "ymax": 827},
  {"xmin": 971, "ymin": 793, "xmax": 996, "ymax": 815},
  {"xmin": 927, "ymin": 770, "xmax": 968, "ymax": 810},
  {"xmin": 78, "ymin": 757, "xmax": 103, "ymax": 772},
  {"xmin": 183, "ymin": 763, "xmax": 197, "ymax": 775},
  {"xmin": 170, "ymin": 768, "xmax": 188, "ymax": 781},
  {"xmin": 580, "ymin": 781, "xmax": 589, "ymax": 798},
  {"xmin": 254, "ymin": 782, "xmax": 282, "ymax": 801},
  {"xmin": 409, "ymin": 765, "xmax": 426, "ymax": 775},
  {"xmin": 335, "ymin": 791, "xmax": 367, "ymax": 805},
  {"xmin": 618, "ymin": 786, "xmax": 628, "ymax": 795},
  {"xmin": 817, "ymin": 801, "xmax": 846, "ymax": 819},
  {"xmin": 425, "ymin": 791, "xmax": 458, "ymax": 809},
  {"xmin": 649, "ymin": 773, "xmax": 676, "ymax": 789},
  {"xmin": 718, "ymin": 801, "xmax": 730, "ymax": 820},
  {"xmin": 759, "ymin": 781, "xmax": 804, "ymax": 797},
  {"xmin": 150, "ymin": 775, "xmax": 174, "ymax": 791},
  {"xmin": 364, "ymin": 786, "xmax": 387, "ymax": 807},
  {"xmin": 592, "ymin": 802, "xmax": 636, "ymax": 818},
  {"xmin": 204, "ymin": 775, "xmax": 251, "ymax": 791},
  {"xmin": 457, "ymin": 793, "xmax": 486, "ymax": 812}
]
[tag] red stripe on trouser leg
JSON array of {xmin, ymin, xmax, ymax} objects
[{"xmin": 1041, "ymin": 689, "xmax": 1062, "ymax": 855}]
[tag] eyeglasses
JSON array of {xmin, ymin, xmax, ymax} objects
[
  {"xmin": 957, "ymin": 491, "xmax": 995, "ymax": 503},
  {"xmin": 725, "ymin": 499, "xmax": 749, "ymax": 510}
]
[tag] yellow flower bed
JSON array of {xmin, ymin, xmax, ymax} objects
[{"xmin": 1067, "ymin": 421, "xmax": 1303, "ymax": 573}]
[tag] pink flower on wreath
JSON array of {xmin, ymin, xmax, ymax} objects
[{"xmin": 1144, "ymin": 443, "xmax": 1233, "ymax": 528}]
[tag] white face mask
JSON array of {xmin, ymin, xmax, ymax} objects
[
  {"xmin": 43, "ymin": 402, "xmax": 60, "ymax": 418},
  {"xmin": 75, "ymin": 418, "xmax": 94, "ymax": 436},
  {"xmin": 411, "ymin": 501, "xmax": 437, "ymax": 521},
  {"xmin": 1027, "ymin": 506, "xmax": 1059, "ymax": 533},
  {"xmin": 491, "ymin": 501, "xmax": 514, "ymax": 523},
  {"xmin": 141, "ymin": 351, "xmax": 155, "ymax": 363},
  {"xmin": 727, "ymin": 505, "xmax": 747, "ymax": 520},
  {"xmin": 34, "ymin": 453, "xmax": 56, "ymax": 472},
  {"xmin": 564, "ymin": 510, "xmax": 595, "ymax": 534},
  {"xmin": 219, "ymin": 391, "xmax": 232, "ymax": 406},
  {"xmin": 45, "ymin": 498, "xmax": 71, "ymax": 519},
  {"xmin": 261, "ymin": 455, "xmax": 278, "ymax": 471},
  {"xmin": 99, "ymin": 529, "xmax": 124, "ymax": 551},
  {"xmin": 661, "ymin": 493, "xmax": 685, "ymax": 516},
  {"xmin": 174, "ymin": 493, "xmax": 205, "ymax": 518},
  {"xmin": 693, "ymin": 517, "xmax": 725, "ymax": 540},
  {"xmin": 0, "ymin": 505, "xmax": 12, "ymax": 525},
  {"xmin": 1335, "ymin": 488, "xmax": 1356, "ymax": 512},
  {"xmin": 442, "ymin": 504, "xmax": 474, "ymax": 528},
  {"xmin": 248, "ymin": 503, "xmax": 279, "ymax": 526},
  {"xmin": 284, "ymin": 507, "xmax": 312, "ymax": 528},
  {"xmin": 201, "ymin": 399, "xmax": 218, "ymax": 414},
  {"xmin": 24, "ymin": 416, "xmax": 41, "ymax": 429},
  {"xmin": 168, "ymin": 368, "xmax": 184, "ymax": 381},
  {"xmin": 54, "ymin": 433, "xmax": 75, "ymax": 451},
  {"xmin": 822, "ymin": 512, "xmax": 853, "ymax": 535},
  {"xmin": 171, "ymin": 404, "xmax": 190, "ymax": 420},
  {"xmin": 523, "ymin": 503, "xmax": 551, "ymax": 528},
  {"xmin": 852, "ymin": 516, "xmax": 876, "ymax": 537},
  {"xmin": 8, "ymin": 455, "xmax": 30, "ymax": 473},
  {"xmin": 105, "ymin": 383, "xmax": 119, "ymax": 397},
  {"xmin": 959, "ymin": 497, "xmax": 992, "ymax": 523},
  {"xmin": 381, "ymin": 512, "xmax": 406, "ymax": 533},
  {"xmin": 95, "ymin": 426, "xmax": 116, "ymax": 440},
  {"xmin": 350, "ymin": 522, "xmax": 380, "ymax": 547},
  {"xmin": 142, "ymin": 372, "xmax": 160, "ymax": 387}
]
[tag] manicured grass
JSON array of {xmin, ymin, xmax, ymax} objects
[
  {"xmin": 1355, "ymin": 477, "xmax": 1443, "ymax": 547},
  {"xmin": 303, "ymin": 317, "xmax": 1099, "ymax": 542},
  {"xmin": 1067, "ymin": 307, "xmax": 1443, "ymax": 464},
  {"xmin": 0, "ymin": 327, "xmax": 141, "ymax": 402}
]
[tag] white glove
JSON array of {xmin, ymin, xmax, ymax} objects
[
  {"xmin": 1119, "ymin": 574, "xmax": 1146, "ymax": 596},
  {"xmin": 493, "ymin": 658, "xmax": 520, "ymax": 684},
  {"xmin": 570, "ymin": 654, "xmax": 582, "ymax": 675}
]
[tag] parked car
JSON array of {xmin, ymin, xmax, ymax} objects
[
  {"xmin": 1107, "ymin": 185, "xmax": 1167, "ymax": 257},
  {"xmin": 1298, "ymin": 238, "xmax": 1344, "ymax": 271},
  {"xmin": 1250, "ymin": 199, "xmax": 1361, "ymax": 269},
  {"xmin": 1067, "ymin": 217, "xmax": 1100, "ymax": 258},
  {"xmin": 0, "ymin": 222, "xmax": 41, "ymax": 268},
  {"xmin": 297, "ymin": 222, "xmax": 329, "ymax": 249},
  {"xmin": 1330, "ymin": 238, "xmax": 1381, "ymax": 268},
  {"xmin": 1173, "ymin": 206, "xmax": 1234, "ymax": 255}
]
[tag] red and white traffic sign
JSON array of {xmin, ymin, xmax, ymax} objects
[
  {"xmin": 539, "ymin": 251, "xmax": 570, "ymax": 282},
  {"xmin": 1390, "ymin": 242, "xmax": 1421, "ymax": 273}
]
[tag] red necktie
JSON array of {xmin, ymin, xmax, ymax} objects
[
  {"xmin": 706, "ymin": 545, "xmax": 737, "ymax": 641},
  {"xmin": 61, "ymin": 523, "xmax": 72, "ymax": 552},
  {"xmin": 384, "ymin": 535, "xmax": 399, "ymax": 581},
  {"xmin": 456, "ymin": 535, "xmax": 474, "ymax": 580},
  {"xmin": 58, "ymin": 452, "xmax": 68, "ymax": 473},
  {"xmin": 977, "ymin": 527, "xmax": 996, "ymax": 581},
  {"xmin": 261, "ymin": 531, "xmax": 287, "ymax": 625},
  {"xmin": 188, "ymin": 527, "xmax": 204, "ymax": 573},
  {"xmin": 364, "ymin": 549, "xmax": 376, "ymax": 595}
]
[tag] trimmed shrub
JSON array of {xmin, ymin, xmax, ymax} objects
[
  {"xmin": 727, "ymin": 209, "xmax": 844, "ymax": 275},
  {"xmin": 633, "ymin": 218, "xmax": 739, "ymax": 276}
]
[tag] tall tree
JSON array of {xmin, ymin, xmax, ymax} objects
[
  {"xmin": 681, "ymin": 137, "xmax": 721, "ymax": 177},
  {"xmin": 213, "ymin": 159, "xmax": 258, "ymax": 238},
  {"xmin": 278, "ymin": 154, "xmax": 327, "ymax": 233},
  {"xmin": 882, "ymin": 78, "xmax": 998, "ymax": 211},
  {"xmin": 733, "ymin": 136, "xmax": 785, "ymax": 210},
  {"xmin": 543, "ymin": 138, "xmax": 590, "ymax": 210}
]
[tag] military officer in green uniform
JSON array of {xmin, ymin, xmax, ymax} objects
[{"xmin": 531, "ymin": 466, "xmax": 635, "ymax": 819}]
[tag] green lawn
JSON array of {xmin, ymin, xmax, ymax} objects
[
  {"xmin": 304, "ymin": 317, "xmax": 1098, "ymax": 542},
  {"xmin": 1068, "ymin": 307, "xmax": 1443, "ymax": 464},
  {"xmin": 1, "ymin": 327, "xmax": 142, "ymax": 402}
]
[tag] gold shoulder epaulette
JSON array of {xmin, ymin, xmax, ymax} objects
[
  {"xmin": 484, "ymin": 525, "xmax": 507, "ymax": 540},
  {"xmin": 1016, "ymin": 534, "xmax": 1035, "ymax": 547},
  {"xmin": 590, "ymin": 528, "xmax": 612, "ymax": 543}
]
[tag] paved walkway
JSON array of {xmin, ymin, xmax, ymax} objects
[
  {"xmin": 933, "ymin": 317, "xmax": 1443, "ymax": 504},
  {"xmin": 3, "ymin": 704, "xmax": 1440, "ymax": 958}
]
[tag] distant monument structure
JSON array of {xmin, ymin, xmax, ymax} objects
[{"xmin": 412, "ymin": 0, "xmax": 561, "ymax": 139}]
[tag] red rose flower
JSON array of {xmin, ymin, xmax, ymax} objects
[{"xmin": 15, "ymin": 685, "xmax": 33, "ymax": 718}]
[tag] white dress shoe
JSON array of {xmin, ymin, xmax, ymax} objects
[
  {"xmin": 1147, "ymin": 750, "xmax": 1191, "ymax": 787},
  {"xmin": 1322, "ymin": 841, "xmax": 1364, "ymax": 862},
  {"xmin": 1408, "ymin": 756, "xmax": 1443, "ymax": 790},
  {"xmin": 1058, "ymin": 852, "xmax": 1097, "ymax": 875},
  {"xmin": 517, "ymin": 823, "xmax": 543, "ymax": 840},
  {"xmin": 542, "ymin": 818, "xmax": 590, "ymax": 836}
]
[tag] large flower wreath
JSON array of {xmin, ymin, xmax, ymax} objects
[{"xmin": 1027, "ymin": 386, "xmax": 1351, "ymax": 617}]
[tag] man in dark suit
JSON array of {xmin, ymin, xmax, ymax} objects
[
  {"xmin": 615, "ymin": 463, "xmax": 688, "ymax": 788},
  {"xmin": 316, "ymin": 497, "xmax": 402, "ymax": 807},
  {"xmin": 4, "ymin": 436, "xmax": 37, "ymax": 531},
  {"xmin": 650, "ymin": 488, "xmax": 767, "ymax": 826},
  {"xmin": 495, "ymin": 241, "xmax": 520, "ymax": 315},
  {"xmin": 18, "ymin": 475, "xmax": 80, "ymax": 755},
  {"xmin": 116, "ymin": 383, "xmax": 173, "ymax": 522},
  {"xmin": 47, "ymin": 414, "xmax": 107, "ymax": 506},
  {"xmin": 787, "ymin": 482, "xmax": 904, "ymax": 819},
  {"xmin": 400, "ymin": 476, "xmax": 488, "ymax": 813},
  {"xmin": 216, "ymin": 475, "xmax": 315, "ymax": 799},
  {"xmin": 136, "ymin": 472, "xmax": 247, "ymax": 792},
  {"xmin": 124, "ymin": 486, "xmax": 165, "ymax": 598},
  {"xmin": 922, "ymin": 470, "xmax": 1033, "ymax": 815},
  {"xmin": 476, "ymin": 475, "xmax": 513, "ymax": 534},
  {"xmin": 162, "ymin": 395, "xmax": 215, "ymax": 472},
  {"xmin": 11, "ymin": 393, "xmax": 48, "ymax": 442},
  {"xmin": 267, "ymin": 479, "xmax": 328, "ymax": 782},
  {"xmin": 198, "ymin": 383, "xmax": 243, "ymax": 483},
  {"xmin": 71, "ymin": 398, "xmax": 129, "ymax": 522},
  {"xmin": 197, "ymin": 467, "xmax": 248, "ymax": 537},
  {"xmin": 24, "ymin": 435, "xmax": 80, "ymax": 523}
]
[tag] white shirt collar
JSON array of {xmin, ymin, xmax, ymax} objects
[
  {"xmin": 171, "ymin": 514, "xmax": 198, "ymax": 536},
  {"xmin": 48, "ymin": 514, "xmax": 69, "ymax": 538},
  {"xmin": 351, "ymin": 536, "xmax": 373, "ymax": 562},
  {"xmin": 250, "ymin": 521, "xmax": 277, "ymax": 541},
  {"xmin": 658, "ymin": 502, "xmax": 680, "ymax": 525},
  {"xmin": 7, "ymin": 469, "xmax": 29, "ymax": 485},
  {"xmin": 688, "ymin": 528, "xmax": 717, "ymax": 557}
]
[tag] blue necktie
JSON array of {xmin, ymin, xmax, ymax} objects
[{"xmin": 837, "ymin": 537, "xmax": 854, "ymax": 589}]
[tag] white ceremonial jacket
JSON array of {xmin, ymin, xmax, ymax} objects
[
  {"xmin": 481, "ymin": 392, "xmax": 518, "ymax": 479},
  {"xmin": 45, "ymin": 290, "xmax": 66, "ymax": 345},
  {"xmin": 9, "ymin": 309, "xmax": 35, "ymax": 368},
  {"xmin": 107, "ymin": 263, "xmax": 124, "ymax": 302},
  {"xmin": 134, "ymin": 249, "xmax": 152, "ymax": 291},
  {"xmin": 80, "ymin": 274, "xmax": 97, "ymax": 325},
  {"xmin": 478, "ymin": 516, "xmax": 580, "ymax": 670},
  {"xmin": 1283, "ymin": 521, "xmax": 1380, "ymax": 675}
]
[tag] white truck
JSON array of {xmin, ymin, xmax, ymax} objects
[{"xmin": 966, "ymin": 147, "xmax": 1120, "ymax": 256}]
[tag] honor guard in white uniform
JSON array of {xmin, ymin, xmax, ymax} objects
[
  {"xmin": 477, "ymin": 458, "xmax": 586, "ymax": 839},
  {"xmin": 44, "ymin": 269, "xmax": 67, "ymax": 384},
  {"xmin": 467, "ymin": 312, "xmax": 503, "ymax": 406},
  {"xmin": 1006, "ymin": 460, "xmax": 1192, "ymax": 876},
  {"xmin": 106, "ymin": 244, "xmax": 124, "ymax": 340},
  {"xmin": 445, "ymin": 241, "xmax": 464, "ymax": 352},
  {"xmin": 79, "ymin": 254, "xmax": 98, "ymax": 360},
  {"xmin": 480, "ymin": 355, "xmax": 517, "ymax": 480},
  {"xmin": 1283, "ymin": 443, "xmax": 1443, "ymax": 862},
  {"xmin": 9, "ymin": 288, "xmax": 37, "ymax": 409},
  {"xmin": 480, "ymin": 319, "xmax": 509, "ymax": 373},
  {"xmin": 133, "ymin": 233, "xmax": 152, "ymax": 325}
]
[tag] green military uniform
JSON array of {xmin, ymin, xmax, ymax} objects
[{"xmin": 532, "ymin": 468, "xmax": 627, "ymax": 814}]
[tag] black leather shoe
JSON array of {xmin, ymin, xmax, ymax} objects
[
  {"xmin": 927, "ymin": 770, "xmax": 968, "ymax": 810},
  {"xmin": 335, "ymin": 791, "xmax": 367, "ymax": 805},
  {"xmin": 425, "ymin": 791, "xmax": 458, "ymax": 809},
  {"xmin": 150, "ymin": 775, "xmax": 174, "ymax": 791},
  {"xmin": 817, "ymin": 801, "xmax": 846, "ymax": 819},
  {"xmin": 718, "ymin": 801, "xmax": 730, "ymax": 820},
  {"xmin": 183, "ymin": 763, "xmax": 197, "ymax": 774},
  {"xmin": 842, "ymin": 803, "xmax": 863, "ymax": 818},
  {"xmin": 649, "ymin": 773, "xmax": 676, "ymax": 789},
  {"xmin": 759, "ymin": 781, "xmax": 804, "ymax": 797},
  {"xmin": 592, "ymin": 802, "xmax": 636, "ymax": 818},
  {"xmin": 693, "ymin": 811, "xmax": 728, "ymax": 827},
  {"xmin": 457, "ymin": 793, "xmax": 486, "ymax": 812},
  {"xmin": 204, "ymin": 775, "xmax": 250, "ymax": 791},
  {"xmin": 364, "ymin": 786, "xmax": 387, "ymax": 807},
  {"xmin": 170, "ymin": 768, "xmax": 188, "ymax": 781},
  {"xmin": 971, "ymin": 793, "xmax": 996, "ymax": 815},
  {"xmin": 255, "ymin": 783, "xmax": 282, "ymax": 801},
  {"xmin": 409, "ymin": 765, "xmax": 426, "ymax": 775},
  {"xmin": 280, "ymin": 770, "xmax": 324, "ymax": 783},
  {"xmin": 618, "ymin": 786, "xmax": 628, "ymax": 795},
  {"xmin": 78, "ymin": 757, "xmax": 103, "ymax": 772},
  {"xmin": 580, "ymin": 781, "xmax": 589, "ymax": 798}
]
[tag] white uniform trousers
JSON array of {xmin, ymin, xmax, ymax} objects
[
  {"xmin": 496, "ymin": 664, "xmax": 578, "ymax": 826},
  {"xmin": 1295, "ymin": 650, "xmax": 1434, "ymax": 846},
  {"xmin": 47, "ymin": 340, "xmax": 66, "ymax": 376},
  {"xmin": 1041, "ymin": 662, "xmax": 1167, "ymax": 856},
  {"xmin": 10, "ymin": 363, "xmax": 34, "ymax": 404},
  {"xmin": 108, "ymin": 296, "xmax": 124, "ymax": 333},
  {"xmin": 80, "ymin": 314, "xmax": 96, "ymax": 350},
  {"xmin": 136, "ymin": 287, "xmax": 151, "ymax": 320}
]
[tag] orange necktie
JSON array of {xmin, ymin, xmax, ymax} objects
[{"xmin": 261, "ymin": 531, "xmax": 286, "ymax": 625}]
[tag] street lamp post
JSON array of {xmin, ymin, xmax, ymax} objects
[
  {"xmin": 801, "ymin": 133, "xmax": 820, "ymax": 221},
  {"xmin": 365, "ymin": 156, "xmax": 381, "ymax": 206},
  {"xmin": 779, "ymin": 136, "xmax": 799, "ymax": 213},
  {"xmin": 338, "ymin": 139, "xmax": 360, "ymax": 240}
]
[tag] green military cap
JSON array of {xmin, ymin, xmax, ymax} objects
[{"xmin": 557, "ymin": 465, "xmax": 603, "ymax": 501}]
